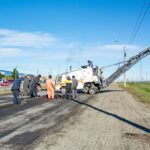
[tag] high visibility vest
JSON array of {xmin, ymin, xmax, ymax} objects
[{"xmin": 61, "ymin": 79, "xmax": 72, "ymax": 87}]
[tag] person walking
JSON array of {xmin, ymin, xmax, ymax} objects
[
  {"xmin": 46, "ymin": 75, "xmax": 55, "ymax": 100},
  {"xmin": 65, "ymin": 76, "xmax": 72, "ymax": 100},
  {"xmin": 23, "ymin": 75, "xmax": 29, "ymax": 97},
  {"xmin": 72, "ymin": 75, "xmax": 78, "ymax": 99},
  {"xmin": 11, "ymin": 77, "xmax": 24, "ymax": 105}
]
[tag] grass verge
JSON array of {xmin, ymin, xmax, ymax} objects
[{"xmin": 119, "ymin": 82, "xmax": 150, "ymax": 104}]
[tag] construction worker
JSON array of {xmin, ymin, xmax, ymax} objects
[
  {"xmin": 64, "ymin": 76, "xmax": 72, "ymax": 100},
  {"xmin": 99, "ymin": 69, "xmax": 103, "ymax": 85},
  {"xmin": 30, "ymin": 75, "xmax": 42, "ymax": 97},
  {"xmin": 46, "ymin": 75, "xmax": 55, "ymax": 100},
  {"xmin": 11, "ymin": 77, "xmax": 24, "ymax": 105},
  {"xmin": 87, "ymin": 60, "xmax": 93, "ymax": 68},
  {"xmin": 23, "ymin": 75, "xmax": 29, "ymax": 97},
  {"xmin": 29, "ymin": 75, "xmax": 34, "ymax": 97},
  {"xmin": 72, "ymin": 75, "xmax": 78, "ymax": 99}
]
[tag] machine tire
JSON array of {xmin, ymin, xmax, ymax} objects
[
  {"xmin": 61, "ymin": 87, "xmax": 66, "ymax": 94},
  {"xmin": 83, "ymin": 86, "xmax": 89, "ymax": 94},
  {"xmin": 89, "ymin": 88, "xmax": 96, "ymax": 95}
]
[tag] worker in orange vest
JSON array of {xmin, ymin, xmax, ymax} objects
[{"xmin": 46, "ymin": 75, "xmax": 55, "ymax": 100}]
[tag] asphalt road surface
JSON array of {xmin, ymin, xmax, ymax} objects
[{"xmin": 0, "ymin": 84, "xmax": 150, "ymax": 150}]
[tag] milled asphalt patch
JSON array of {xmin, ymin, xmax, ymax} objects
[
  {"xmin": 0, "ymin": 96, "xmax": 49, "ymax": 119},
  {"xmin": 0, "ymin": 91, "xmax": 47, "ymax": 108}
]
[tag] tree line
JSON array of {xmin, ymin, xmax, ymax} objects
[{"xmin": 0, "ymin": 68, "xmax": 19, "ymax": 80}]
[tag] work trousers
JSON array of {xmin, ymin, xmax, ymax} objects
[
  {"xmin": 23, "ymin": 87, "xmax": 29, "ymax": 96},
  {"xmin": 47, "ymin": 88, "xmax": 54, "ymax": 99},
  {"xmin": 12, "ymin": 89, "xmax": 21, "ymax": 105},
  {"xmin": 33, "ymin": 87, "xmax": 38, "ymax": 97},
  {"xmin": 30, "ymin": 87, "xmax": 38, "ymax": 97},
  {"xmin": 65, "ymin": 88, "xmax": 72, "ymax": 100},
  {"xmin": 72, "ymin": 88, "xmax": 77, "ymax": 98}
]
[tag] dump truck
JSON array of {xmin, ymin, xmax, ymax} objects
[{"xmin": 55, "ymin": 47, "xmax": 150, "ymax": 94}]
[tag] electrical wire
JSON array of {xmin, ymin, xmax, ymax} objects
[
  {"xmin": 127, "ymin": 1, "xmax": 150, "ymax": 50},
  {"xmin": 130, "ymin": 3, "xmax": 150, "ymax": 45},
  {"xmin": 101, "ymin": 61, "xmax": 127, "ymax": 69},
  {"xmin": 128, "ymin": 0, "xmax": 148, "ymax": 45},
  {"xmin": 102, "ymin": 2, "xmax": 150, "ymax": 71}
]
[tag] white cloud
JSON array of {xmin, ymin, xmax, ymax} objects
[
  {"xmin": 27, "ymin": 43, "xmax": 140, "ymax": 62},
  {"xmin": 0, "ymin": 29, "xmax": 59, "ymax": 48},
  {"xmin": 97, "ymin": 44, "xmax": 139, "ymax": 51},
  {"xmin": 0, "ymin": 31, "xmax": 140, "ymax": 61},
  {"xmin": 76, "ymin": 44, "xmax": 141, "ymax": 60},
  {"xmin": 0, "ymin": 48, "xmax": 22, "ymax": 57}
]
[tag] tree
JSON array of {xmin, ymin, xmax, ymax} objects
[
  {"xmin": 11, "ymin": 68, "xmax": 19, "ymax": 79},
  {"xmin": 0, "ymin": 73, "xmax": 5, "ymax": 79}
]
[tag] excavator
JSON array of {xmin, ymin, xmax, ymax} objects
[{"xmin": 55, "ymin": 47, "xmax": 150, "ymax": 94}]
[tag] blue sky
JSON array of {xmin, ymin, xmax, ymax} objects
[{"xmin": 0, "ymin": 0, "xmax": 149, "ymax": 81}]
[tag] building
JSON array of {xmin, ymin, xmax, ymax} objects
[{"xmin": 0, "ymin": 70, "xmax": 25, "ymax": 77}]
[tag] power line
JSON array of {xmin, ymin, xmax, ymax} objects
[
  {"xmin": 102, "ymin": 2, "xmax": 150, "ymax": 74},
  {"xmin": 130, "ymin": 2, "xmax": 150, "ymax": 45},
  {"xmin": 101, "ymin": 61, "xmax": 127, "ymax": 69},
  {"xmin": 127, "ymin": 1, "xmax": 150, "ymax": 50},
  {"xmin": 128, "ymin": 0, "xmax": 148, "ymax": 44}
]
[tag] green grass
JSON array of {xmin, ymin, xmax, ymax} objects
[{"xmin": 119, "ymin": 82, "xmax": 150, "ymax": 104}]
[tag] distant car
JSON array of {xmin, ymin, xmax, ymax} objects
[{"xmin": 0, "ymin": 80, "xmax": 14, "ymax": 86}]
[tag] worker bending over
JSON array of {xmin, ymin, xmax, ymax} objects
[
  {"xmin": 30, "ymin": 75, "xmax": 42, "ymax": 97},
  {"xmin": 11, "ymin": 77, "xmax": 24, "ymax": 106},
  {"xmin": 46, "ymin": 75, "xmax": 55, "ymax": 100}
]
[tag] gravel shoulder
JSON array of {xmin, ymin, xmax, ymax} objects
[
  {"xmin": 0, "ymin": 83, "xmax": 150, "ymax": 150},
  {"xmin": 30, "ymin": 83, "xmax": 150, "ymax": 150}
]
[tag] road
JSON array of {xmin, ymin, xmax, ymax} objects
[{"xmin": 0, "ymin": 83, "xmax": 150, "ymax": 150}]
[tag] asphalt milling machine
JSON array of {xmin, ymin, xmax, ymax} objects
[{"xmin": 55, "ymin": 47, "xmax": 150, "ymax": 95}]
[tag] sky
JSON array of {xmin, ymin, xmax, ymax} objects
[{"xmin": 0, "ymin": 0, "xmax": 150, "ymax": 81}]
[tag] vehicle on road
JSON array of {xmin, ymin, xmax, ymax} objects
[
  {"xmin": 55, "ymin": 47, "xmax": 150, "ymax": 94},
  {"xmin": 55, "ymin": 65, "xmax": 102, "ymax": 94},
  {"xmin": 0, "ymin": 80, "xmax": 14, "ymax": 87}
]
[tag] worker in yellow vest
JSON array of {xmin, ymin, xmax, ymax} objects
[{"xmin": 63, "ymin": 76, "xmax": 72, "ymax": 100}]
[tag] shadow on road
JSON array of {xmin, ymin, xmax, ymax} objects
[
  {"xmin": 100, "ymin": 89, "xmax": 124, "ymax": 93},
  {"xmin": 71, "ymin": 99, "xmax": 150, "ymax": 133}
]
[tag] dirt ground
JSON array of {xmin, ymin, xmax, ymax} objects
[{"xmin": 0, "ymin": 83, "xmax": 150, "ymax": 150}]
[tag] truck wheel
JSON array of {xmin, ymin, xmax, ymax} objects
[
  {"xmin": 83, "ymin": 86, "xmax": 89, "ymax": 94},
  {"xmin": 89, "ymin": 88, "xmax": 96, "ymax": 95}
]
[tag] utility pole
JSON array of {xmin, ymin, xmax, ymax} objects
[
  {"xmin": 140, "ymin": 60, "xmax": 142, "ymax": 83},
  {"xmin": 123, "ymin": 46, "xmax": 126, "ymax": 87},
  {"xmin": 49, "ymin": 68, "xmax": 52, "ymax": 75},
  {"xmin": 146, "ymin": 72, "xmax": 148, "ymax": 81},
  {"xmin": 70, "ymin": 66, "xmax": 72, "ymax": 72},
  {"xmin": 57, "ymin": 62, "xmax": 60, "ymax": 75},
  {"xmin": 37, "ymin": 66, "xmax": 39, "ymax": 76}
]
